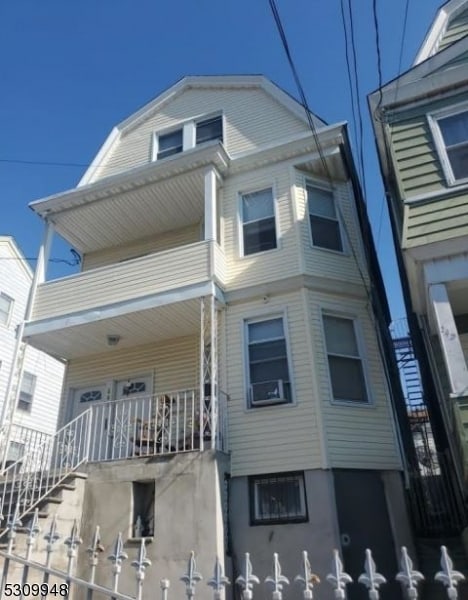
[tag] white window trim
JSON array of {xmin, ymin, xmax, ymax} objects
[
  {"xmin": 18, "ymin": 371, "xmax": 37, "ymax": 412},
  {"xmin": 305, "ymin": 177, "xmax": 347, "ymax": 255},
  {"xmin": 0, "ymin": 292, "xmax": 14, "ymax": 327},
  {"xmin": 428, "ymin": 102, "xmax": 468, "ymax": 187},
  {"xmin": 151, "ymin": 112, "xmax": 224, "ymax": 162},
  {"xmin": 237, "ymin": 183, "xmax": 280, "ymax": 258},
  {"xmin": 320, "ymin": 309, "xmax": 373, "ymax": 407},
  {"xmin": 242, "ymin": 310, "xmax": 295, "ymax": 410}
]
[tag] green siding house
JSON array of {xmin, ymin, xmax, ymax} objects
[{"xmin": 369, "ymin": 0, "xmax": 468, "ymax": 501}]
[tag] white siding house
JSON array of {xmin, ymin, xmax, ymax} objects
[
  {"xmin": 0, "ymin": 237, "xmax": 65, "ymax": 462},
  {"xmin": 9, "ymin": 76, "xmax": 412, "ymax": 598}
]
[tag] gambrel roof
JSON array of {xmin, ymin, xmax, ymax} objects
[{"xmin": 78, "ymin": 75, "xmax": 326, "ymax": 187}]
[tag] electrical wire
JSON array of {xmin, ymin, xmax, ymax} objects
[
  {"xmin": 346, "ymin": 0, "xmax": 368, "ymax": 200},
  {"xmin": 0, "ymin": 252, "xmax": 80, "ymax": 266},
  {"xmin": 267, "ymin": 0, "xmax": 372, "ymax": 300}
]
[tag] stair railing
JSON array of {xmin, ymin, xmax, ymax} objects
[{"xmin": 0, "ymin": 408, "xmax": 92, "ymax": 527}]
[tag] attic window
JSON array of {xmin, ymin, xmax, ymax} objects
[
  {"xmin": 196, "ymin": 116, "xmax": 223, "ymax": 145},
  {"xmin": 157, "ymin": 129, "xmax": 183, "ymax": 160}
]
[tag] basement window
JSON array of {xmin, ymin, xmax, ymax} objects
[
  {"xmin": 132, "ymin": 481, "xmax": 155, "ymax": 538},
  {"xmin": 249, "ymin": 472, "xmax": 308, "ymax": 525}
]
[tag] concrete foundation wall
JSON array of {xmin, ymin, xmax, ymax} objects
[
  {"xmin": 229, "ymin": 470, "xmax": 340, "ymax": 600},
  {"xmin": 77, "ymin": 451, "xmax": 229, "ymax": 599}
]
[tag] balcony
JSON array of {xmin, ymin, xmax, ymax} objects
[{"xmin": 23, "ymin": 241, "xmax": 225, "ymax": 358}]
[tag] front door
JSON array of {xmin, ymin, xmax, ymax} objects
[
  {"xmin": 109, "ymin": 376, "xmax": 153, "ymax": 459},
  {"xmin": 72, "ymin": 385, "xmax": 108, "ymax": 462}
]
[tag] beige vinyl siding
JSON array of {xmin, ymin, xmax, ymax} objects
[
  {"xmin": 294, "ymin": 173, "xmax": 369, "ymax": 285},
  {"xmin": 82, "ymin": 224, "xmax": 201, "ymax": 271},
  {"xmin": 32, "ymin": 241, "xmax": 213, "ymax": 321},
  {"xmin": 63, "ymin": 335, "xmax": 198, "ymax": 422},
  {"xmin": 439, "ymin": 8, "xmax": 468, "ymax": 52},
  {"xmin": 405, "ymin": 192, "xmax": 468, "ymax": 247},
  {"xmin": 222, "ymin": 163, "xmax": 299, "ymax": 290},
  {"xmin": 307, "ymin": 291, "xmax": 401, "ymax": 470},
  {"xmin": 93, "ymin": 88, "xmax": 308, "ymax": 182},
  {"xmin": 225, "ymin": 291, "xmax": 323, "ymax": 477}
]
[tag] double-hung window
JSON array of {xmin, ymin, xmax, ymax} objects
[
  {"xmin": 156, "ymin": 128, "xmax": 183, "ymax": 160},
  {"xmin": 246, "ymin": 317, "xmax": 291, "ymax": 407},
  {"xmin": 250, "ymin": 472, "xmax": 307, "ymax": 525},
  {"xmin": 431, "ymin": 108, "xmax": 468, "ymax": 184},
  {"xmin": 307, "ymin": 184, "xmax": 343, "ymax": 252},
  {"xmin": 241, "ymin": 188, "xmax": 277, "ymax": 255},
  {"xmin": 196, "ymin": 115, "xmax": 223, "ymax": 145},
  {"xmin": 18, "ymin": 371, "xmax": 37, "ymax": 412},
  {"xmin": 322, "ymin": 314, "xmax": 368, "ymax": 404},
  {"xmin": 0, "ymin": 293, "xmax": 14, "ymax": 326}
]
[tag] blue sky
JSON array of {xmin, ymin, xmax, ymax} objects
[{"xmin": 0, "ymin": 0, "xmax": 443, "ymax": 319}]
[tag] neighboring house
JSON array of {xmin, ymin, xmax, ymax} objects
[
  {"xmin": 17, "ymin": 76, "xmax": 412, "ymax": 597},
  {"xmin": 369, "ymin": 0, "xmax": 468, "ymax": 544},
  {"xmin": 0, "ymin": 236, "xmax": 65, "ymax": 462}
]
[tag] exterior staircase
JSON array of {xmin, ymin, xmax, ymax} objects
[{"xmin": 0, "ymin": 409, "xmax": 91, "ymax": 534}]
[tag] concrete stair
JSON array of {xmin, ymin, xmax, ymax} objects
[{"xmin": 0, "ymin": 472, "xmax": 87, "ymax": 548}]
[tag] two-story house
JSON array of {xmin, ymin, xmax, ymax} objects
[
  {"xmin": 11, "ymin": 76, "xmax": 412, "ymax": 598},
  {"xmin": 369, "ymin": 0, "xmax": 468, "ymax": 552},
  {"xmin": 0, "ymin": 236, "xmax": 64, "ymax": 464}
]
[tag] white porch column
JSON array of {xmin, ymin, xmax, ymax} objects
[
  {"xmin": 429, "ymin": 282, "xmax": 468, "ymax": 396},
  {"xmin": 34, "ymin": 219, "xmax": 54, "ymax": 289},
  {"xmin": 204, "ymin": 167, "xmax": 217, "ymax": 242}
]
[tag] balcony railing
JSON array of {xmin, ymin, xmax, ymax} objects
[
  {"xmin": 30, "ymin": 240, "xmax": 224, "ymax": 322},
  {"xmin": 87, "ymin": 389, "xmax": 228, "ymax": 462}
]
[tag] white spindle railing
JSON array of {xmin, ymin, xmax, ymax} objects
[
  {"xmin": 0, "ymin": 409, "xmax": 92, "ymax": 528},
  {"xmin": 87, "ymin": 389, "xmax": 227, "ymax": 462}
]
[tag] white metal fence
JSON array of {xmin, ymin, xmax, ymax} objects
[{"xmin": 0, "ymin": 511, "xmax": 466, "ymax": 600}]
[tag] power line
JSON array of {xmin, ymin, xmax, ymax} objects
[
  {"xmin": 0, "ymin": 252, "xmax": 80, "ymax": 266},
  {"xmin": 372, "ymin": 0, "xmax": 384, "ymax": 114},
  {"xmin": 339, "ymin": 0, "xmax": 361, "ymax": 180},
  {"xmin": 0, "ymin": 158, "xmax": 90, "ymax": 168},
  {"xmin": 267, "ymin": 0, "xmax": 372, "ymax": 300},
  {"xmin": 345, "ymin": 0, "xmax": 368, "ymax": 200},
  {"xmin": 376, "ymin": 0, "xmax": 410, "ymax": 251}
]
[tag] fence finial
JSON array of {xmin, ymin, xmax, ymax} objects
[
  {"xmin": 434, "ymin": 545, "xmax": 465, "ymax": 599},
  {"xmin": 25, "ymin": 508, "xmax": 41, "ymax": 552},
  {"xmin": 326, "ymin": 549, "xmax": 353, "ymax": 600},
  {"xmin": 44, "ymin": 515, "xmax": 60, "ymax": 560},
  {"xmin": 207, "ymin": 556, "xmax": 230, "ymax": 600},
  {"xmin": 160, "ymin": 578, "xmax": 170, "ymax": 600},
  {"xmin": 236, "ymin": 552, "xmax": 260, "ymax": 600},
  {"xmin": 265, "ymin": 553, "xmax": 290, "ymax": 600},
  {"xmin": 294, "ymin": 551, "xmax": 320, "ymax": 599},
  {"xmin": 6, "ymin": 503, "xmax": 22, "ymax": 553},
  {"xmin": 181, "ymin": 551, "xmax": 203, "ymax": 600},
  {"xmin": 396, "ymin": 546, "xmax": 424, "ymax": 599},
  {"xmin": 358, "ymin": 549, "xmax": 386, "ymax": 600},
  {"xmin": 65, "ymin": 519, "xmax": 82, "ymax": 576},
  {"xmin": 131, "ymin": 538, "xmax": 152, "ymax": 600}
]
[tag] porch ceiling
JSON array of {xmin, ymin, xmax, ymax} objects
[
  {"xmin": 31, "ymin": 144, "xmax": 229, "ymax": 254},
  {"xmin": 24, "ymin": 298, "xmax": 201, "ymax": 360}
]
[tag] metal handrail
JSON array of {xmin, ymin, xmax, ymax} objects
[{"xmin": 0, "ymin": 408, "xmax": 92, "ymax": 528}]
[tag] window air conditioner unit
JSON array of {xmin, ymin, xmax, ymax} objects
[{"xmin": 250, "ymin": 380, "xmax": 285, "ymax": 406}]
